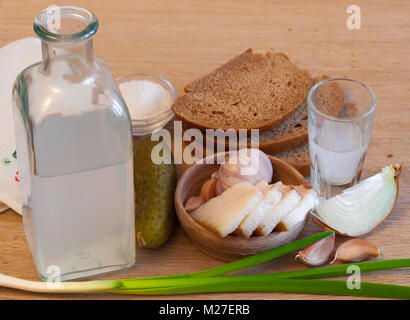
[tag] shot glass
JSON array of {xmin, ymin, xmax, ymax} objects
[{"xmin": 307, "ymin": 78, "xmax": 377, "ymax": 199}]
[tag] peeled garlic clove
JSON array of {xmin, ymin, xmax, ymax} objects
[
  {"xmin": 314, "ymin": 164, "xmax": 401, "ymax": 237},
  {"xmin": 335, "ymin": 239, "xmax": 380, "ymax": 262},
  {"xmin": 296, "ymin": 232, "xmax": 335, "ymax": 266},
  {"xmin": 201, "ymin": 178, "xmax": 217, "ymax": 201},
  {"xmin": 184, "ymin": 195, "xmax": 205, "ymax": 212},
  {"xmin": 215, "ymin": 148, "xmax": 273, "ymax": 195}
]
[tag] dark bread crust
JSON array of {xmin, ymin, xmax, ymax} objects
[
  {"xmin": 288, "ymin": 161, "xmax": 310, "ymax": 177},
  {"xmin": 172, "ymin": 49, "xmax": 309, "ymax": 132}
]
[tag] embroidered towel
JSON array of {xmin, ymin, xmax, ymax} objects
[{"xmin": 0, "ymin": 37, "xmax": 42, "ymax": 214}]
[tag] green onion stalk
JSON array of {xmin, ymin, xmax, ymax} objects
[{"xmin": 1, "ymin": 231, "xmax": 409, "ymax": 299}]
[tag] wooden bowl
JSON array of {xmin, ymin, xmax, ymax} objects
[{"xmin": 175, "ymin": 154, "xmax": 306, "ymax": 261}]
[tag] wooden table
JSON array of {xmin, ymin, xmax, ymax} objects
[{"xmin": 0, "ymin": 0, "xmax": 409, "ymax": 300}]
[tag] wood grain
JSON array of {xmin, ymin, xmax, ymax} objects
[{"xmin": 0, "ymin": 0, "xmax": 409, "ymax": 300}]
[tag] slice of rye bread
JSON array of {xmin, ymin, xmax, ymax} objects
[
  {"xmin": 250, "ymin": 75, "xmax": 344, "ymax": 154},
  {"xmin": 274, "ymin": 144, "xmax": 310, "ymax": 176},
  {"xmin": 172, "ymin": 49, "xmax": 309, "ymax": 132},
  {"xmin": 201, "ymin": 75, "xmax": 343, "ymax": 154}
]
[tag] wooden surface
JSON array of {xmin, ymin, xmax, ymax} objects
[{"xmin": 0, "ymin": 0, "xmax": 409, "ymax": 300}]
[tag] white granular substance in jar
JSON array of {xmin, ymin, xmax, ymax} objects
[{"xmin": 119, "ymin": 80, "xmax": 173, "ymax": 120}]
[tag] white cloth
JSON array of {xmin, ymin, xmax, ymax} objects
[{"xmin": 0, "ymin": 38, "xmax": 42, "ymax": 214}]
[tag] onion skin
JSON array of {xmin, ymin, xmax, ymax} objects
[{"xmin": 313, "ymin": 164, "xmax": 401, "ymax": 237}]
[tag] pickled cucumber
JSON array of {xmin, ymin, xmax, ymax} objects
[{"xmin": 133, "ymin": 135, "xmax": 176, "ymax": 248}]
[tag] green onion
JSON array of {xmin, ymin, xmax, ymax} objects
[
  {"xmin": 0, "ymin": 231, "xmax": 331, "ymax": 293},
  {"xmin": 0, "ymin": 273, "xmax": 120, "ymax": 293},
  {"xmin": 116, "ymin": 277, "xmax": 410, "ymax": 299},
  {"xmin": 1, "ymin": 267, "xmax": 409, "ymax": 299},
  {"xmin": 0, "ymin": 231, "xmax": 409, "ymax": 299},
  {"xmin": 266, "ymin": 259, "xmax": 410, "ymax": 279},
  {"xmin": 130, "ymin": 230, "xmax": 334, "ymax": 280},
  {"xmin": 117, "ymin": 258, "xmax": 410, "ymax": 289}
]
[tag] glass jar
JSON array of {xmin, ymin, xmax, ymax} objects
[
  {"xmin": 12, "ymin": 5, "xmax": 135, "ymax": 281},
  {"xmin": 308, "ymin": 78, "xmax": 377, "ymax": 199}
]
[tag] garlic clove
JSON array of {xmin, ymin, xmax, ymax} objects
[
  {"xmin": 184, "ymin": 195, "xmax": 205, "ymax": 212},
  {"xmin": 215, "ymin": 180, "xmax": 224, "ymax": 197},
  {"xmin": 334, "ymin": 239, "xmax": 380, "ymax": 262},
  {"xmin": 201, "ymin": 178, "xmax": 217, "ymax": 201},
  {"xmin": 215, "ymin": 164, "xmax": 245, "ymax": 196},
  {"xmin": 211, "ymin": 171, "xmax": 224, "ymax": 196},
  {"xmin": 214, "ymin": 148, "xmax": 273, "ymax": 195},
  {"xmin": 296, "ymin": 232, "xmax": 335, "ymax": 266}
]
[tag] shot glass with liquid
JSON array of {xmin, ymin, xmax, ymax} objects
[{"xmin": 308, "ymin": 78, "xmax": 377, "ymax": 200}]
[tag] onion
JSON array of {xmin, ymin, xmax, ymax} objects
[{"xmin": 314, "ymin": 164, "xmax": 401, "ymax": 237}]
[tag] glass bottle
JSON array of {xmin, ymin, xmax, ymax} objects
[{"xmin": 12, "ymin": 5, "xmax": 135, "ymax": 281}]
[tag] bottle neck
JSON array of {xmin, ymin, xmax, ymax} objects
[{"xmin": 41, "ymin": 38, "xmax": 94, "ymax": 67}]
